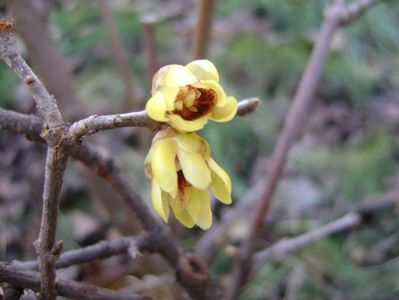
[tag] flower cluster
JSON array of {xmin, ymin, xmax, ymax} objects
[{"xmin": 145, "ymin": 60, "xmax": 237, "ymax": 229}]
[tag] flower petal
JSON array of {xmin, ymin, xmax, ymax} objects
[
  {"xmin": 197, "ymin": 191, "xmax": 212, "ymax": 229},
  {"xmin": 173, "ymin": 207, "xmax": 195, "ymax": 228},
  {"xmin": 186, "ymin": 188, "xmax": 212, "ymax": 229},
  {"xmin": 151, "ymin": 179, "xmax": 169, "ymax": 222},
  {"xmin": 210, "ymin": 96, "xmax": 238, "ymax": 122},
  {"xmin": 177, "ymin": 147, "xmax": 211, "ymax": 190},
  {"xmin": 168, "ymin": 114, "xmax": 208, "ymax": 132},
  {"xmin": 186, "ymin": 60, "xmax": 219, "ymax": 82},
  {"xmin": 164, "ymin": 65, "xmax": 197, "ymax": 88},
  {"xmin": 146, "ymin": 92, "xmax": 168, "ymax": 122},
  {"xmin": 175, "ymin": 132, "xmax": 210, "ymax": 154},
  {"xmin": 151, "ymin": 138, "xmax": 178, "ymax": 198},
  {"xmin": 160, "ymin": 86, "xmax": 180, "ymax": 111},
  {"xmin": 200, "ymin": 80, "xmax": 227, "ymax": 107},
  {"xmin": 209, "ymin": 158, "xmax": 232, "ymax": 204}
]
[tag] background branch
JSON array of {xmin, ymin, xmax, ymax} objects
[
  {"xmin": 98, "ymin": 0, "xmax": 138, "ymax": 110},
  {"xmin": 0, "ymin": 261, "xmax": 149, "ymax": 300},
  {"xmin": 226, "ymin": 0, "xmax": 384, "ymax": 298},
  {"xmin": 193, "ymin": 0, "xmax": 215, "ymax": 59}
]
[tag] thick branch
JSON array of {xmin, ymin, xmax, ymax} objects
[
  {"xmin": 0, "ymin": 21, "xmax": 63, "ymax": 127},
  {"xmin": 0, "ymin": 261, "xmax": 149, "ymax": 300},
  {"xmin": 36, "ymin": 147, "xmax": 69, "ymax": 300},
  {"xmin": 226, "ymin": 0, "xmax": 384, "ymax": 298},
  {"xmin": 68, "ymin": 98, "xmax": 260, "ymax": 139}
]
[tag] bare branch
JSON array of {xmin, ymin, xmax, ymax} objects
[
  {"xmin": 193, "ymin": 0, "xmax": 215, "ymax": 59},
  {"xmin": 35, "ymin": 147, "xmax": 69, "ymax": 299},
  {"xmin": 0, "ymin": 108, "xmax": 44, "ymax": 142},
  {"xmin": 98, "ymin": 0, "xmax": 138, "ymax": 110},
  {"xmin": 0, "ymin": 261, "xmax": 150, "ymax": 300},
  {"xmin": 21, "ymin": 235, "xmax": 149, "ymax": 270},
  {"xmin": 69, "ymin": 111, "xmax": 161, "ymax": 139},
  {"xmin": 226, "ymin": 0, "xmax": 385, "ymax": 298},
  {"xmin": 68, "ymin": 98, "xmax": 260, "ymax": 139},
  {"xmin": 0, "ymin": 20, "xmax": 63, "ymax": 127},
  {"xmin": 340, "ymin": 0, "xmax": 383, "ymax": 25},
  {"xmin": 254, "ymin": 213, "xmax": 361, "ymax": 267},
  {"xmin": 141, "ymin": 15, "xmax": 159, "ymax": 84}
]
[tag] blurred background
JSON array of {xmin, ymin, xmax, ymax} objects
[{"xmin": 1, "ymin": 0, "xmax": 399, "ymax": 299}]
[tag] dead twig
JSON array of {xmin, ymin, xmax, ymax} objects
[{"xmin": 226, "ymin": 1, "xmax": 384, "ymax": 298}]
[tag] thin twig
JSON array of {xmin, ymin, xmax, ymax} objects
[
  {"xmin": 141, "ymin": 14, "xmax": 159, "ymax": 85},
  {"xmin": 225, "ymin": 1, "xmax": 384, "ymax": 298},
  {"xmin": 193, "ymin": 0, "xmax": 215, "ymax": 59},
  {"xmin": 20, "ymin": 235, "xmax": 148, "ymax": 270},
  {"xmin": 254, "ymin": 213, "xmax": 361, "ymax": 266},
  {"xmin": 68, "ymin": 98, "xmax": 260, "ymax": 139},
  {"xmin": 0, "ymin": 20, "xmax": 63, "ymax": 127},
  {"xmin": 98, "ymin": 0, "xmax": 138, "ymax": 110},
  {"xmin": 0, "ymin": 261, "xmax": 150, "ymax": 300},
  {"xmin": 35, "ymin": 147, "xmax": 69, "ymax": 300}
]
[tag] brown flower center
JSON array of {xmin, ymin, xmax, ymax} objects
[
  {"xmin": 177, "ymin": 170, "xmax": 191, "ymax": 198},
  {"xmin": 173, "ymin": 85, "xmax": 217, "ymax": 120}
]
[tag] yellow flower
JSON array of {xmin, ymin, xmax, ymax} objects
[
  {"xmin": 146, "ymin": 60, "xmax": 238, "ymax": 132},
  {"xmin": 144, "ymin": 128, "xmax": 232, "ymax": 229}
]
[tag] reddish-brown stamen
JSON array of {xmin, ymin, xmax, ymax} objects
[
  {"xmin": 177, "ymin": 170, "xmax": 191, "ymax": 199},
  {"xmin": 174, "ymin": 85, "xmax": 217, "ymax": 120}
]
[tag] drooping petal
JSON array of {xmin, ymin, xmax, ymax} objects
[
  {"xmin": 177, "ymin": 147, "xmax": 211, "ymax": 190},
  {"xmin": 197, "ymin": 191, "xmax": 212, "ymax": 229},
  {"xmin": 151, "ymin": 179, "xmax": 169, "ymax": 222},
  {"xmin": 210, "ymin": 96, "xmax": 238, "ymax": 122},
  {"xmin": 200, "ymin": 80, "xmax": 227, "ymax": 107},
  {"xmin": 146, "ymin": 92, "xmax": 168, "ymax": 121},
  {"xmin": 175, "ymin": 132, "xmax": 210, "ymax": 154},
  {"xmin": 185, "ymin": 187, "xmax": 202, "ymax": 222},
  {"xmin": 186, "ymin": 188, "xmax": 212, "ymax": 229},
  {"xmin": 151, "ymin": 138, "xmax": 178, "ymax": 198},
  {"xmin": 172, "ymin": 205, "xmax": 195, "ymax": 228},
  {"xmin": 186, "ymin": 60, "xmax": 219, "ymax": 82},
  {"xmin": 209, "ymin": 158, "xmax": 232, "ymax": 204},
  {"xmin": 168, "ymin": 114, "xmax": 208, "ymax": 132},
  {"xmin": 163, "ymin": 65, "xmax": 197, "ymax": 88}
]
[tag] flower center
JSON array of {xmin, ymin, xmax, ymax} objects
[
  {"xmin": 177, "ymin": 170, "xmax": 191, "ymax": 198},
  {"xmin": 173, "ymin": 85, "xmax": 217, "ymax": 120}
]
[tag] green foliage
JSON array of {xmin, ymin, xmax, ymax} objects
[{"xmin": 0, "ymin": 64, "xmax": 19, "ymax": 107}]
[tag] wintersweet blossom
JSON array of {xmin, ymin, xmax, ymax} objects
[
  {"xmin": 146, "ymin": 60, "xmax": 237, "ymax": 132},
  {"xmin": 144, "ymin": 128, "xmax": 232, "ymax": 229}
]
